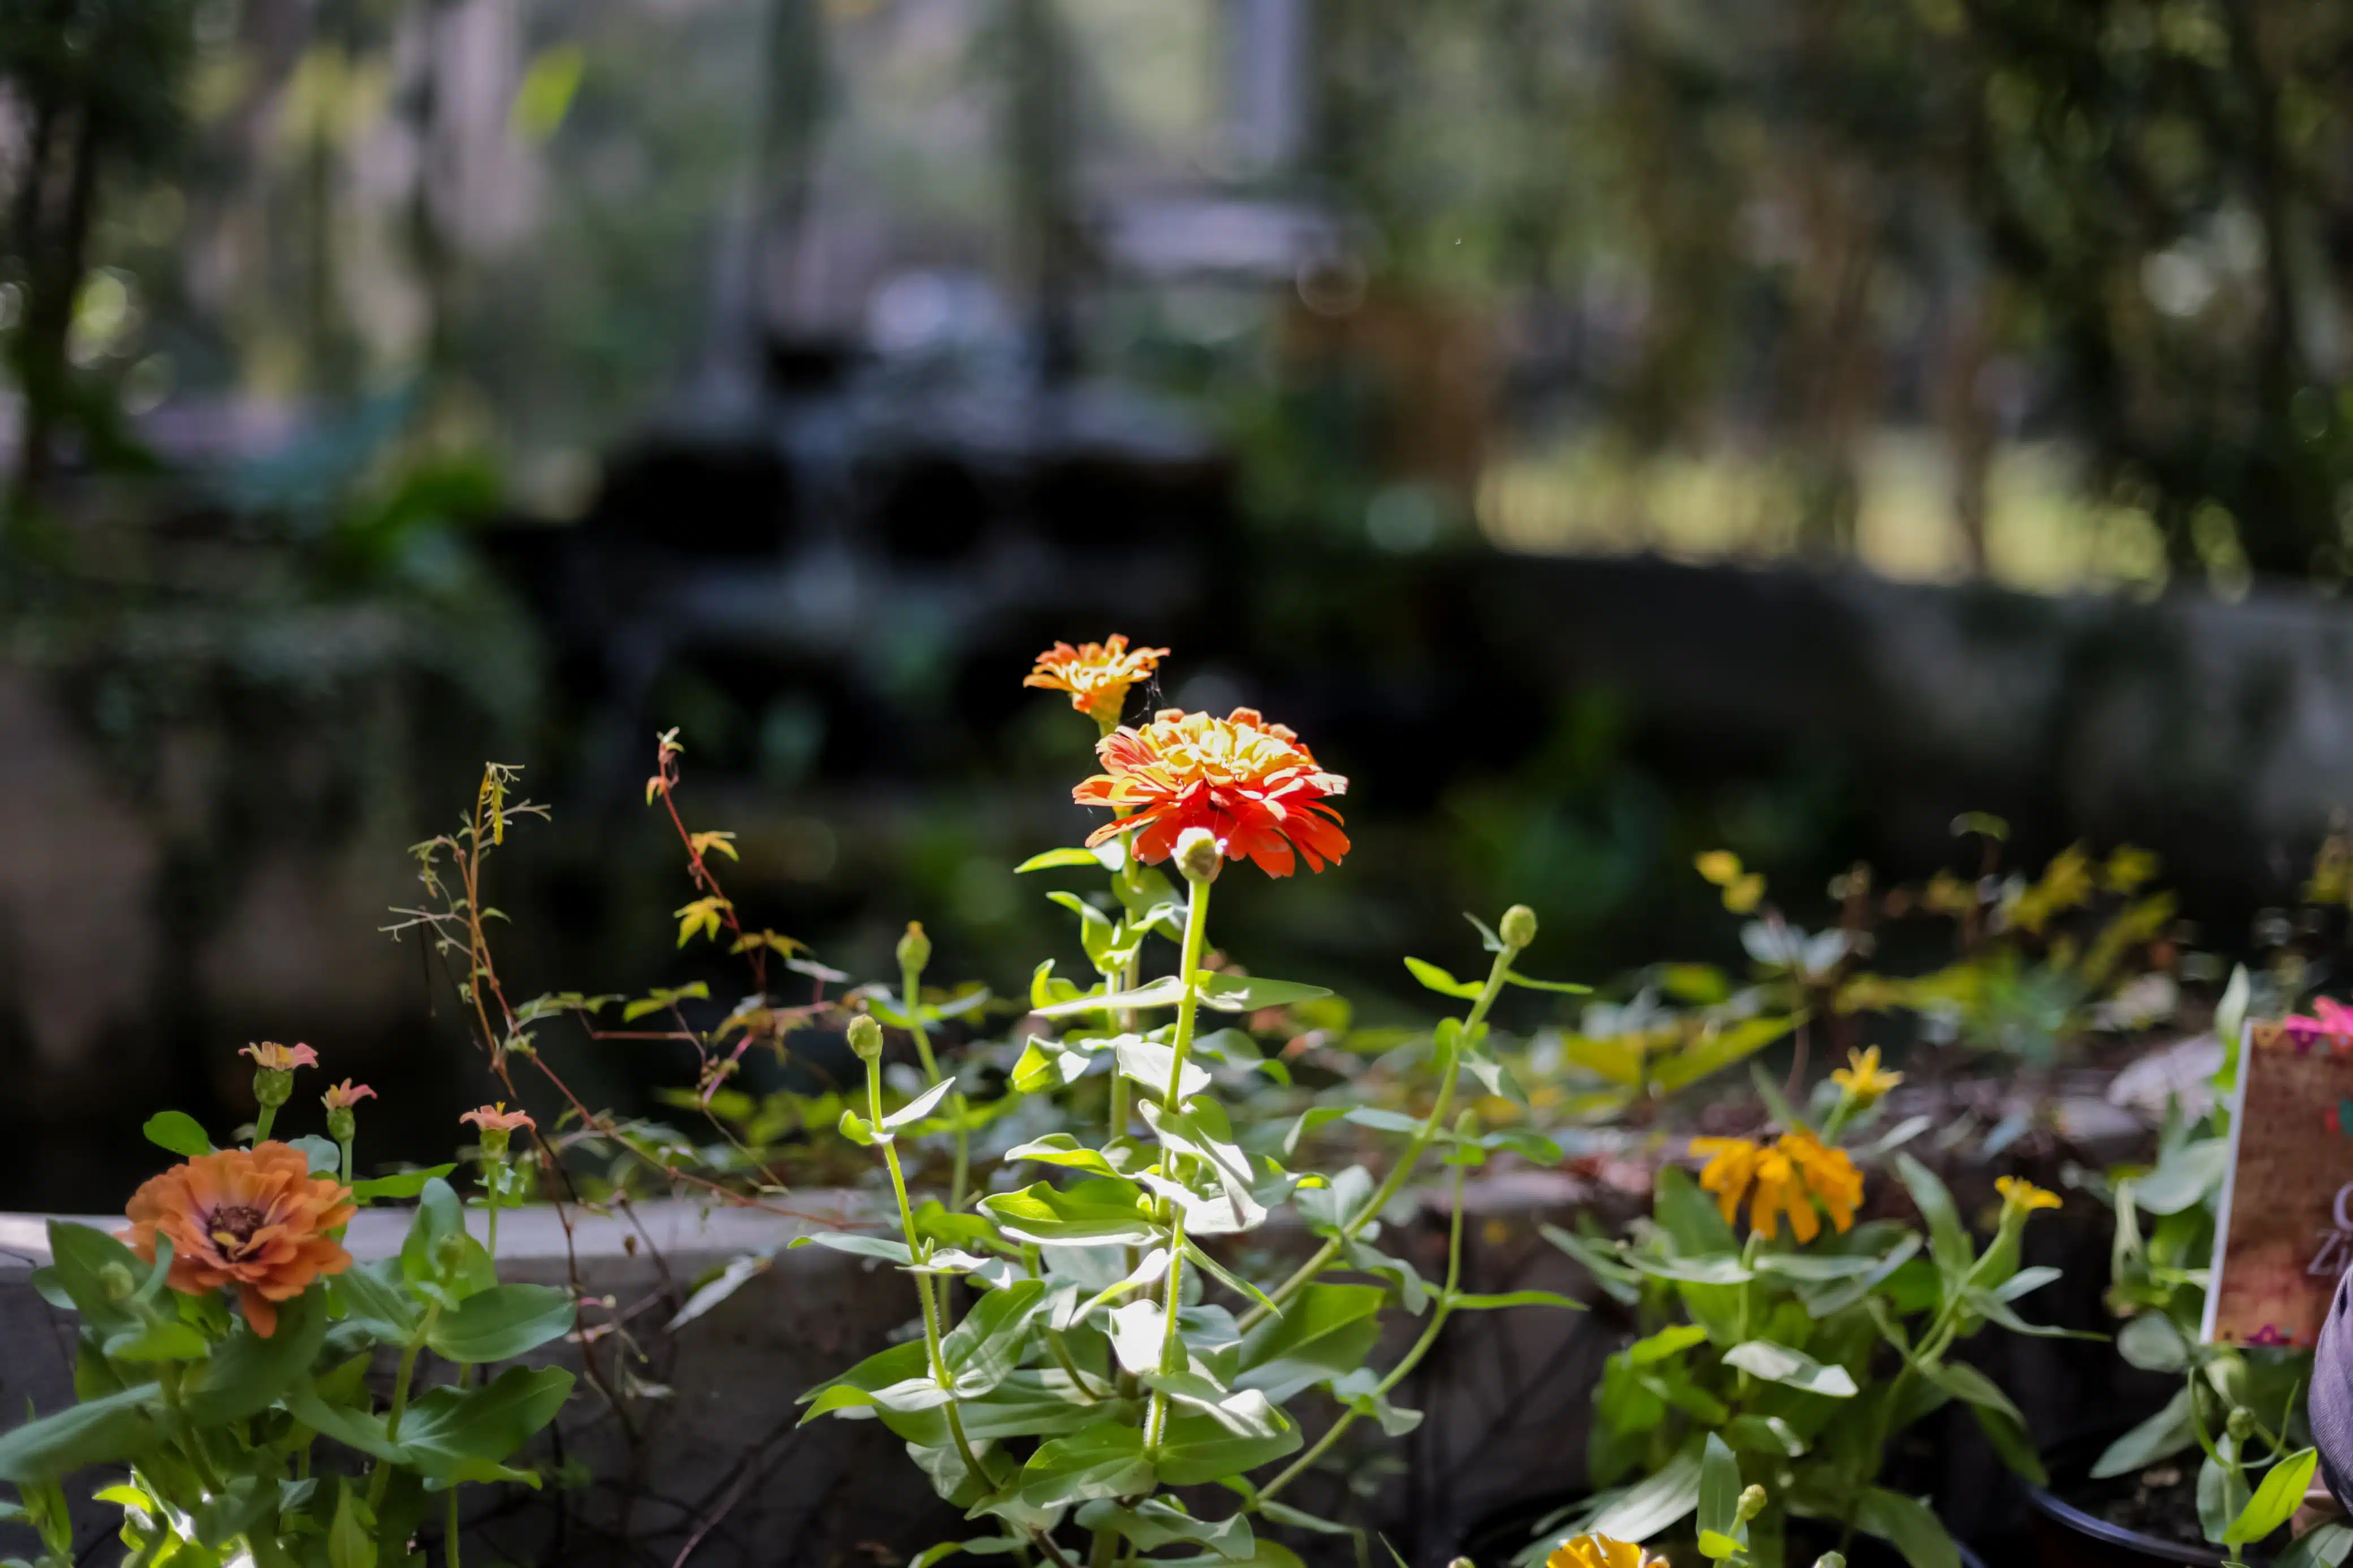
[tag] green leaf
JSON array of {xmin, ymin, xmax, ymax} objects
[
  {"xmin": 329, "ymin": 1481, "xmax": 378, "ymax": 1568},
  {"xmin": 1449, "ymin": 1290, "xmax": 1585, "ymax": 1312},
  {"xmin": 398, "ymin": 1365, "xmax": 574, "ymax": 1482},
  {"xmin": 1579, "ymin": 1444, "xmax": 1703, "ymax": 1543},
  {"xmin": 331, "ymin": 1258, "xmax": 421, "ymax": 1342},
  {"xmin": 0, "ymin": 1385, "xmax": 161, "ymax": 1483},
  {"xmin": 1927, "ymin": 1361, "xmax": 2045, "ymax": 1485},
  {"xmin": 981, "ymin": 1179, "xmax": 1156, "ymax": 1247},
  {"xmin": 1699, "ymin": 1530, "xmax": 1743, "ymax": 1561},
  {"xmin": 1653, "ymin": 1166, "xmax": 1738, "ymax": 1256},
  {"xmin": 1016, "ymin": 1423, "xmax": 1156, "ymax": 1509},
  {"xmin": 1154, "ymin": 1414, "xmax": 1304, "ymax": 1487},
  {"xmin": 2135, "ymin": 1139, "xmax": 2230, "ymax": 1216},
  {"xmin": 349, "ymin": 1164, "xmax": 460, "ymax": 1201},
  {"xmin": 1078, "ymin": 1498, "xmax": 1256, "ymax": 1560},
  {"xmin": 1403, "ymin": 957, "xmax": 1484, "ymax": 1000},
  {"xmin": 1503, "ymin": 970, "xmax": 1592, "ymax": 995},
  {"xmin": 401, "ymin": 1178, "xmax": 493, "ymax": 1305},
  {"xmin": 1036, "ymin": 978, "xmax": 1189, "ymax": 1019},
  {"xmin": 428, "ymin": 1283, "xmax": 576, "ymax": 1363},
  {"xmin": 2229, "ymin": 1447, "xmax": 2317, "ymax": 1547},
  {"xmin": 2091, "ymin": 1388, "xmax": 2196, "ymax": 1478},
  {"xmin": 2118, "ymin": 1313, "xmax": 2188, "ymax": 1373},
  {"xmin": 291, "ymin": 1135, "xmax": 342, "ymax": 1174},
  {"xmin": 795, "ymin": 1340, "xmax": 933, "ymax": 1422},
  {"xmin": 142, "ymin": 1111, "xmax": 213, "ymax": 1159},
  {"xmin": 1018, "ymin": 847, "xmax": 1112, "ymax": 873},
  {"xmin": 2276, "ymin": 1521, "xmax": 2353, "ymax": 1568},
  {"xmin": 940, "ymin": 1281, "xmax": 1049, "ymax": 1398},
  {"xmin": 1722, "ymin": 1340, "xmax": 1858, "ymax": 1397},
  {"xmin": 1697, "ymin": 1433, "xmax": 1743, "ymax": 1540},
  {"xmin": 1143, "ymin": 1372, "xmax": 1290, "ymax": 1438},
  {"xmin": 1002, "ymin": 1134, "xmax": 1124, "ymax": 1178},
  {"xmin": 883, "ymin": 1079, "xmax": 956, "ymax": 1131},
  {"xmin": 1895, "ymin": 1154, "xmax": 1972, "ymax": 1282},
  {"xmin": 1627, "ymin": 1324, "xmax": 1711, "ymax": 1365},
  {"xmin": 1852, "ymin": 1487, "xmax": 1959, "ymax": 1568},
  {"xmin": 1232, "ymin": 1284, "xmax": 1385, "ymax": 1403},
  {"xmin": 183, "ymin": 1289, "xmax": 330, "ymax": 1424},
  {"xmin": 1196, "ymin": 973, "xmax": 1334, "ymax": 1012},
  {"xmin": 1117, "ymin": 1036, "xmax": 1213, "ymax": 1103},
  {"xmin": 1721, "ymin": 1415, "xmax": 1807, "ymax": 1458}
]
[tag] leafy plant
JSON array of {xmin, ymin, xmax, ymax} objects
[
  {"xmin": 0, "ymin": 1049, "xmax": 573, "ymax": 1568},
  {"xmin": 1538, "ymin": 1053, "xmax": 2069, "ymax": 1568}
]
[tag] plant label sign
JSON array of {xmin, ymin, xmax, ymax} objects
[{"xmin": 2207, "ymin": 1019, "xmax": 2353, "ymax": 1346}]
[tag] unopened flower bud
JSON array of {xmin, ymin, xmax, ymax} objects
[
  {"xmin": 98, "ymin": 1263, "xmax": 137, "ymax": 1302},
  {"xmin": 848, "ymin": 1015, "xmax": 885, "ymax": 1061},
  {"xmin": 1174, "ymin": 827, "xmax": 1222, "ymax": 884},
  {"xmin": 434, "ymin": 1233, "xmax": 467, "ymax": 1273},
  {"xmin": 896, "ymin": 921, "xmax": 932, "ymax": 976},
  {"xmin": 1737, "ymin": 1484, "xmax": 1768, "ymax": 1522},
  {"xmin": 1500, "ymin": 905, "xmax": 1539, "ymax": 949},
  {"xmin": 1812, "ymin": 1555, "xmax": 1845, "ymax": 1568},
  {"xmin": 1447, "ymin": 1558, "xmax": 1475, "ymax": 1568},
  {"xmin": 2227, "ymin": 1406, "xmax": 2254, "ymax": 1442}
]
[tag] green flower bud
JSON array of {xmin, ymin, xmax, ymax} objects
[
  {"xmin": 1174, "ymin": 827, "xmax": 1223, "ymax": 884},
  {"xmin": 848, "ymin": 1015, "xmax": 885, "ymax": 1061},
  {"xmin": 98, "ymin": 1263, "xmax": 137, "ymax": 1302},
  {"xmin": 896, "ymin": 921, "xmax": 932, "ymax": 976},
  {"xmin": 2227, "ymin": 1406, "xmax": 2254, "ymax": 1442},
  {"xmin": 1812, "ymin": 1555, "xmax": 1846, "ymax": 1568},
  {"xmin": 252, "ymin": 1069, "xmax": 293, "ymax": 1110},
  {"xmin": 1500, "ymin": 904, "xmax": 1539, "ymax": 949},
  {"xmin": 1737, "ymin": 1484, "xmax": 1768, "ymax": 1523},
  {"xmin": 1446, "ymin": 1559, "xmax": 1475, "ymax": 1568},
  {"xmin": 326, "ymin": 1105, "xmax": 356, "ymax": 1146},
  {"xmin": 434, "ymin": 1233, "xmax": 467, "ymax": 1273}
]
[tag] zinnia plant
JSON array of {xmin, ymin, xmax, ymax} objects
[
  {"xmin": 0, "ymin": 1043, "xmax": 576, "ymax": 1568},
  {"xmin": 795, "ymin": 639, "xmax": 1592, "ymax": 1568},
  {"xmin": 1541, "ymin": 1053, "xmax": 2067, "ymax": 1568}
]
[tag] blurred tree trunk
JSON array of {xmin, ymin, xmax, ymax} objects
[{"xmin": 1007, "ymin": 0, "xmax": 1078, "ymax": 386}]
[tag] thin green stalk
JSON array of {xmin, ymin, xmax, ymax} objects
[
  {"xmin": 1141, "ymin": 871, "xmax": 1214, "ymax": 1453},
  {"xmin": 1256, "ymin": 1163, "xmax": 1470, "ymax": 1508},
  {"xmin": 1239, "ymin": 939, "xmax": 1522, "ymax": 1332},
  {"xmin": 156, "ymin": 1364, "xmax": 227, "ymax": 1495},
  {"xmin": 366, "ymin": 1304, "xmax": 438, "ymax": 1514},
  {"xmin": 902, "ymin": 958, "xmax": 973, "ymax": 1211},
  {"xmin": 252, "ymin": 1105, "xmax": 278, "ymax": 1144}
]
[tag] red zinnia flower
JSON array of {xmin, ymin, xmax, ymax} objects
[{"xmin": 1073, "ymin": 707, "xmax": 1349, "ymax": 877}]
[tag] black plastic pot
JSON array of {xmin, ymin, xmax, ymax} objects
[
  {"xmin": 2022, "ymin": 1428, "xmax": 2252, "ymax": 1567},
  {"xmin": 1455, "ymin": 1494, "xmax": 1989, "ymax": 1568}
]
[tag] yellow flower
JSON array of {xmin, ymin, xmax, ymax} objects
[
  {"xmin": 1690, "ymin": 1131, "xmax": 1861, "ymax": 1241},
  {"xmin": 1996, "ymin": 1176, "xmax": 2061, "ymax": 1215},
  {"xmin": 1548, "ymin": 1535, "xmax": 1659, "ymax": 1568},
  {"xmin": 1692, "ymin": 1137, "xmax": 1765, "ymax": 1226},
  {"xmin": 1831, "ymin": 1046, "xmax": 1902, "ymax": 1103}
]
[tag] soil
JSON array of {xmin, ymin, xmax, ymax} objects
[{"xmin": 2055, "ymin": 1461, "xmax": 2218, "ymax": 1555}]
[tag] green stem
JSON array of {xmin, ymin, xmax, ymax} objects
[
  {"xmin": 1239, "ymin": 939, "xmax": 1522, "ymax": 1333},
  {"xmin": 447, "ymin": 1487, "xmax": 462, "ymax": 1568},
  {"xmin": 156, "ymin": 1364, "xmax": 227, "ymax": 1495},
  {"xmin": 1256, "ymin": 1163, "xmax": 1471, "ymax": 1508},
  {"xmin": 338, "ymin": 1138, "xmax": 354, "ymax": 1187},
  {"xmin": 367, "ymin": 1305, "xmax": 438, "ymax": 1513},
  {"xmin": 1141, "ymin": 871, "xmax": 1214, "ymax": 1454},
  {"xmin": 1158, "ymin": 876, "xmax": 1214, "ymax": 1109},
  {"xmin": 905, "ymin": 960, "xmax": 972, "ymax": 1211},
  {"xmin": 252, "ymin": 1106, "xmax": 277, "ymax": 1144}
]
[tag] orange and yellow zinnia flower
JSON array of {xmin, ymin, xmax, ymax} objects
[
  {"xmin": 1074, "ymin": 707, "xmax": 1349, "ymax": 877},
  {"xmin": 1690, "ymin": 1129, "xmax": 1863, "ymax": 1242},
  {"xmin": 1548, "ymin": 1535, "xmax": 1661, "ymax": 1568},
  {"xmin": 1692, "ymin": 1136, "xmax": 1766, "ymax": 1226},
  {"xmin": 240, "ymin": 1042, "xmax": 318, "ymax": 1072},
  {"xmin": 1024, "ymin": 636, "xmax": 1169, "ymax": 726},
  {"xmin": 1831, "ymin": 1046, "xmax": 1902, "ymax": 1103},
  {"xmin": 119, "ymin": 1143, "xmax": 354, "ymax": 1336}
]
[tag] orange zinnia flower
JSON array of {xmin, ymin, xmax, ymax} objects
[
  {"xmin": 1024, "ymin": 636, "xmax": 1169, "ymax": 725},
  {"xmin": 1073, "ymin": 707, "xmax": 1350, "ymax": 877},
  {"xmin": 119, "ymin": 1143, "xmax": 354, "ymax": 1336}
]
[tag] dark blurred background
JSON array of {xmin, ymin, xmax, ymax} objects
[{"xmin": 4, "ymin": 0, "xmax": 2353, "ymax": 1206}]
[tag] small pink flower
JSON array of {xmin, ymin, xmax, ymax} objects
[
  {"xmin": 242, "ymin": 1042, "xmax": 319, "ymax": 1072},
  {"xmin": 460, "ymin": 1103, "xmax": 535, "ymax": 1134},
  {"xmin": 321, "ymin": 1079, "xmax": 376, "ymax": 1111}
]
